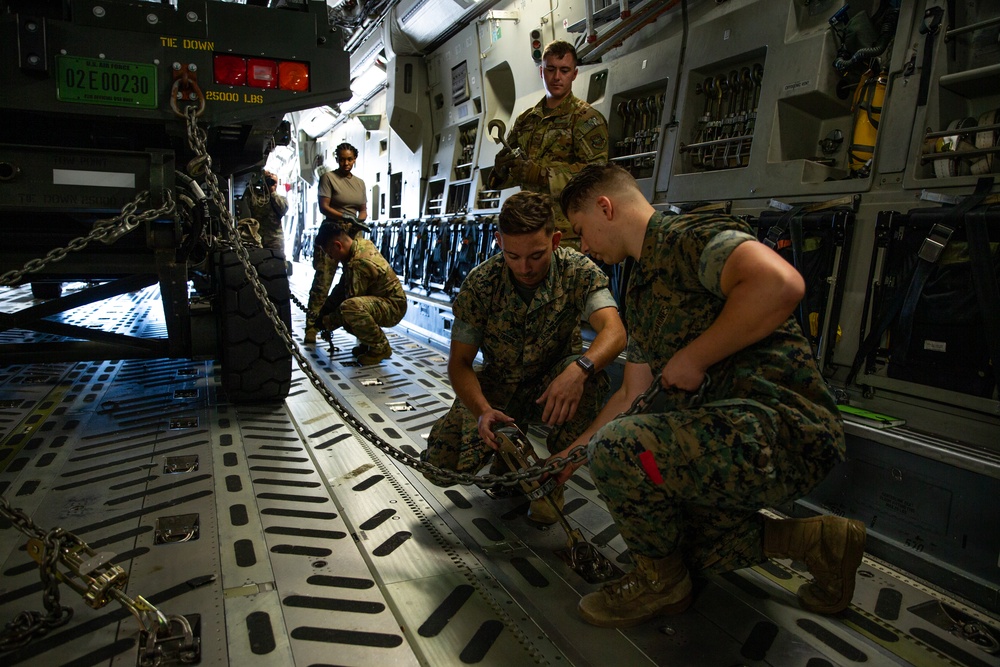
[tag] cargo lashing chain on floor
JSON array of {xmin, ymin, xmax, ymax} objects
[
  {"xmin": 0, "ymin": 191, "xmax": 191, "ymax": 660},
  {"xmin": 493, "ymin": 425, "xmax": 619, "ymax": 583},
  {"xmin": 184, "ymin": 107, "xmax": 588, "ymax": 492},
  {"xmin": 0, "ymin": 496, "xmax": 198, "ymax": 664}
]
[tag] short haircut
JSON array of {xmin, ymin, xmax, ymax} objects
[
  {"xmin": 315, "ymin": 221, "xmax": 354, "ymax": 248},
  {"xmin": 542, "ymin": 40, "xmax": 578, "ymax": 66},
  {"xmin": 498, "ymin": 191, "xmax": 555, "ymax": 235},
  {"xmin": 335, "ymin": 142, "xmax": 358, "ymax": 159},
  {"xmin": 561, "ymin": 163, "xmax": 638, "ymax": 215}
]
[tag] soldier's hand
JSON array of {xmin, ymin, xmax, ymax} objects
[
  {"xmin": 660, "ymin": 350, "xmax": 706, "ymax": 393},
  {"xmin": 508, "ymin": 157, "xmax": 544, "ymax": 186},
  {"xmin": 544, "ymin": 444, "xmax": 587, "ymax": 486},
  {"xmin": 477, "ymin": 408, "xmax": 514, "ymax": 450},
  {"xmin": 486, "ymin": 166, "xmax": 508, "ymax": 190},
  {"xmin": 494, "ymin": 147, "xmax": 516, "ymax": 168},
  {"xmin": 536, "ymin": 366, "xmax": 586, "ymax": 426}
]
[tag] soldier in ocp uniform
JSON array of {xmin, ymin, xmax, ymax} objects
[
  {"xmin": 314, "ymin": 218, "xmax": 405, "ymax": 365},
  {"xmin": 488, "ymin": 40, "xmax": 609, "ymax": 248},
  {"xmin": 306, "ymin": 143, "xmax": 368, "ymax": 344},
  {"xmin": 240, "ymin": 170, "xmax": 288, "ymax": 252},
  {"xmin": 420, "ymin": 191, "xmax": 626, "ymax": 524},
  {"xmin": 553, "ymin": 164, "xmax": 865, "ymax": 627}
]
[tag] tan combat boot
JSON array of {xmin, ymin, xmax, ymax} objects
[
  {"xmin": 358, "ymin": 345, "xmax": 392, "ymax": 365},
  {"xmin": 578, "ymin": 551, "xmax": 692, "ymax": 627},
  {"xmin": 304, "ymin": 328, "xmax": 317, "ymax": 344},
  {"xmin": 526, "ymin": 484, "xmax": 564, "ymax": 525},
  {"xmin": 763, "ymin": 515, "xmax": 866, "ymax": 614}
]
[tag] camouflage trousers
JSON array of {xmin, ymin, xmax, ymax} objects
[
  {"xmin": 588, "ymin": 400, "xmax": 831, "ymax": 575},
  {"xmin": 320, "ymin": 295, "xmax": 406, "ymax": 352},
  {"xmin": 306, "ymin": 251, "xmax": 337, "ymax": 330},
  {"xmin": 260, "ymin": 231, "xmax": 285, "ymax": 254},
  {"xmin": 421, "ymin": 357, "xmax": 610, "ymax": 482}
]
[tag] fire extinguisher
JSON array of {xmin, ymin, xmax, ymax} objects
[{"xmin": 848, "ymin": 68, "xmax": 887, "ymax": 177}]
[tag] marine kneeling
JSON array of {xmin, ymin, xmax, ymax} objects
[
  {"xmin": 545, "ymin": 163, "xmax": 865, "ymax": 627},
  {"xmin": 314, "ymin": 217, "xmax": 407, "ymax": 365},
  {"xmin": 420, "ymin": 191, "xmax": 627, "ymax": 523}
]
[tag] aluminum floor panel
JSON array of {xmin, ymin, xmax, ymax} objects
[{"xmin": 0, "ymin": 279, "xmax": 998, "ymax": 667}]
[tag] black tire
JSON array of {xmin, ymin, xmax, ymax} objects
[
  {"xmin": 218, "ymin": 248, "xmax": 292, "ymax": 403},
  {"xmin": 31, "ymin": 282, "xmax": 62, "ymax": 299}
]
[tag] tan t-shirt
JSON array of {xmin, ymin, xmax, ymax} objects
[{"xmin": 318, "ymin": 170, "xmax": 367, "ymax": 219}]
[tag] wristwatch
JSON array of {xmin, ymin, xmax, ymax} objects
[{"xmin": 575, "ymin": 356, "xmax": 595, "ymax": 377}]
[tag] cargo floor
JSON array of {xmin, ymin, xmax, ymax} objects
[{"xmin": 1, "ymin": 274, "xmax": 997, "ymax": 667}]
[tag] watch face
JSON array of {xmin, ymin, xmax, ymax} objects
[{"xmin": 577, "ymin": 357, "xmax": 594, "ymax": 375}]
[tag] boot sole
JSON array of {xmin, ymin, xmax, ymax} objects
[
  {"xmin": 578, "ymin": 592, "xmax": 693, "ymax": 628},
  {"xmin": 800, "ymin": 519, "xmax": 866, "ymax": 614}
]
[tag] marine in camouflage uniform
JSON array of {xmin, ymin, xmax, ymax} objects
[
  {"xmin": 422, "ymin": 246, "xmax": 616, "ymax": 476},
  {"xmin": 489, "ymin": 41, "xmax": 609, "ymax": 246},
  {"xmin": 421, "ymin": 192, "xmax": 626, "ymax": 505},
  {"xmin": 557, "ymin": 164, "xmax": 861, "ymax": 627},
  {"xmin": 316, "ymin": 224, "xmax": 406, "ymax": 362},
  {"xmin": 594, "ymin": 211, "xmax": 845, "ymax": 572}
]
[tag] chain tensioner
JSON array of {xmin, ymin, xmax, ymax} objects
[{"xmin": 494, "ymin": 425, "xmax": 620, "ymax": 584}]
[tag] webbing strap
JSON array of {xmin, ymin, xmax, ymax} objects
[
  {"xmin": 917, "ymin": 7, "xmax": 944, "ymax": 107},
  {"xmin": 762, "ymin": 206, "xmax": 803, "ymax": 251},
  {"xmin": 847, "ymin": 177, "xmax": 995, "ymax": 385},
  {"xmin": 966, "ymin": 209, "xmax": 1000, "ymax": 396},
  {"xmin": 893, "ymin": 223, "xmax": 954, "ymax": 363}
]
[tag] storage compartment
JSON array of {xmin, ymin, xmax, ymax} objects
[
  {"xmin": 852, "ymin": 203, "xmax": 1000, "ymax": 406},
  {"xmin": 426, "ymin": 179, "xmax": 445, "ymax": 216},
  {"xmin": 679, "ymin": 53, "xmax": 766, "ymax": 174},
  {"xmin": 747, "ymin": 205, "xmax": 855, "ymax": 372},
  {"xmin": 911, "ymin": 7, "xmax": 1000, "ymax": 182},
  {"xmin": 609, "ymin": 81, "xmax": 666, "ymax": 180}
]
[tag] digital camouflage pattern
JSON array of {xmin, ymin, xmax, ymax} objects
[
  {"xmin": 492, "ymin": 93, "xmax": 608, "ymax": 240},
  {"xmin": 422, "ymin": 246, "xmax": 617, "ymax": 476},
  {"xmin": 588, "ymin": 211, "xmax": 845, "ymax": 573},
  {"xmin": 319, "ymin": 236, "xmax": 406, "ymax": 353},
  {"xmin": 423, "ymin": 356, "xmax": 610, "ymax": 478}
]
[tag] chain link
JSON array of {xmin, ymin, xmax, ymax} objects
[
  {"xmin": 0, "ymin": 188, "xmax": 175, "ymax": 652},
  {"xmin": 184, "ymin": 107, "xmax": 584, "ymax": 488},
  {"xmin": 0, "ymin": 191, "xmax": 175, "ymax": 288},
  {"xmin": 0, "ymin": 497, "xmax": 74, "ymax": 651},
  {"xmin": 290, "ymin": 292, "xmax": 310, "ymax": 314}
]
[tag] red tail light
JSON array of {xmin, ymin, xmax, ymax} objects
[
  {"xmin": 213, "ymin": 54, "xmax": 309, "ymax": 92},
  {"xmin": 213, "ymin": 54, "xmax": 247, "ymax": 85}
]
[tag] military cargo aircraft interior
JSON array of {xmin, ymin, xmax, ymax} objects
[{"xmin": 1, "ymin": 0, "xmax": 998, "ymax": 666}]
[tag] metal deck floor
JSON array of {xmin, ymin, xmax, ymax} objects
[{"xmin": 1, "ymin": 276, "xmax": 998, "ymax": 667}]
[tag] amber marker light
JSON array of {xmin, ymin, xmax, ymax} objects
[{"xmin": 278, "ymin": 61, "xmax": 310, "ymax": 92}]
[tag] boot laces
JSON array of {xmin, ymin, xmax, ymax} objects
[{"xmin": 601, "ymin": 557, "xmax": 662, "ymax": 604}]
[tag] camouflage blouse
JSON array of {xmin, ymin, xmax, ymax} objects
[
  {"xmin": 343, "ymin": 237, "xmax": 406, "ymax": 308},
  {"xmin": 452, "ymin": 246, "xmax": 616, "ymax": 384},
  {"xmin": 626, "ymin": 211, "xmax": 844, "ymax": 458}
]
